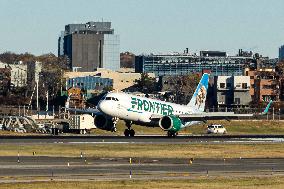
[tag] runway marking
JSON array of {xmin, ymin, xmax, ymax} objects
[
  {"xmin": 58, "ymin": 139, "xmax": 284, "ymax": 144},
  {"xmin": 67, "ymin": 142, "xmax": 131, "ymax": 144},
  {"xmin": 246, "ymin": 138, "xmax": 284, "ymax": 142}
]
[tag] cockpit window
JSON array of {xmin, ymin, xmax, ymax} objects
[{"xmin": 105, "ymin": 97, "xmax": 119, "ymax": 101}]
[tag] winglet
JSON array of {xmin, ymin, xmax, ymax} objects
[{"xmin": 261, "ymin": 100, "xmax": 272, "ymax": 115}]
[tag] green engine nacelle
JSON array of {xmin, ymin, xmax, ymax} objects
[{"xmin": 159, "ymin": 115, "xmax": 183, "ymax": 132}]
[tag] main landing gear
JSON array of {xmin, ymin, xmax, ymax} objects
[
  {"xmin": 167, "ymin": 131, "xmax": 178, "ymax": 137},
  {"xmin": 124, "ymin": 121, "xmax": 135, "ymax": 137}
]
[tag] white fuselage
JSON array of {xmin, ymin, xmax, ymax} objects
[{"xmin": 98, "ymin": 92, "xmax": 199, "ymax": 127}]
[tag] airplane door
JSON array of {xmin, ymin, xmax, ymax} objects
[
  {"xmin": 116, "ymin": 102, "xmax": 122, "ymax": 117},
  {"xmin": 116, "ymin": 101, "xmax": 129, "ymax": 119}
]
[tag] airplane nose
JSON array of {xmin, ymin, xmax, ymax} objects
[
  {"xmin": 98, "ymin": 100, "xmax": 108, "ymax": 114},
  {"xmin": 97, "ymin": 101, "xmax": 103, "ymax": 112}
]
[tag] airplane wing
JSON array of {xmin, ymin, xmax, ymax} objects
[
  {"xmin": 177, "ymin": 112, "xmax": 253, "ymax": 121},
  {"xmin": 66, "ymin": 107, "xmax": 101, "ymax": 115},
  {"xmin": 150, "ymin": 100, "xmax": 272, "ymax": 121},
  {"xmin": 150, "ymin": 112, "xmax": 253, "ymax": 121}
]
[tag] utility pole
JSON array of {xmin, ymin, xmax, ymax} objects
[
  {"xmin": 36, "ymin": 79, "xmax": 39, "ymax": 113},
  {"xmin": 273, "ymin": 107, "xmax": 275, "ymax": 121},
  {"xmin": 46, "ymin": 90, "xmax": 48, "ymax": 112}
]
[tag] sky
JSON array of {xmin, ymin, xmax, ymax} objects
[{"xmin": 0, "ymin": 0, "xmax": 284, "ymax": 58}]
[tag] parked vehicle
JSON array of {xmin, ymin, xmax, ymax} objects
[
  {"xmin": 68, "ymin": 114, "xmax": 96, "ymax": 134},
  {"xmin": 207, "ymin": 124, "xmax": 227, "ymax": 134}
]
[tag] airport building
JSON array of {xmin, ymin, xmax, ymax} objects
[
  {"xmin": 67, "ymin": 76, "xmax": 113, "ymax": 92},
  {"xmin": 58, "ymin": 21, "xmax": 120, "ymax": 72},
  {"xmin": 214, "ymin": 75, "xmax": 251, "ymax": 108},
  {"xmin": 135, "ymin": 50, "xmax": 270, "ymax": 77},
  {"xmin": 63, "ymin": 68, "xmax": 155, "ymax": 93}
]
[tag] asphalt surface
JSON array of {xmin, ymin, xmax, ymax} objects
[
  {"xmin": 0, "ymin": 135, "xmax": 283, "ymax": 144},
  {"xmin": 0, "ymin": 156, "xmax": 283, "ymax": 182},
  {"xmin": 0, "ymin": 135, "xmax": 283, "ymax": 182}
]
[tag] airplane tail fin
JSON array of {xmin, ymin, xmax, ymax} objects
[{"xmin": 187, "ymin": 73, "xmax": 209, "ymax": 112}]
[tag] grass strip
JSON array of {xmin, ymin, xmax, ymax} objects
[
  {"xmin": 0, "ymin": 176, "xmax": 284, "ymax": 189},
  {"xmin": 0, "ymin": 143, "xmax": 283, "ymax": 158}
]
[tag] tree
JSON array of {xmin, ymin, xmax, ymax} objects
[
  {"xmin": 103, "ymin": 86, "xmax": 113, "ymax": 92},
  {"xmin": 161, "ymin": 74, "xmax": 201, "ymax": 104},
  {"xmin": 0, "ymin": 52, "xmax": 36, "ymax": 64},
  {"xmin": 0, "ymin": 52, "xmax": 69, "ymax": 107},
  {"xmin": 276, "ymin": 60, "xmax": 284, "ymax": 75},
  {"xmin": 120, "ymin": 52, "xmax": 135, "ymax": 68},
  {"xmin": 134, "ymin": 73, "xmax": 157, "ymax": 94}
]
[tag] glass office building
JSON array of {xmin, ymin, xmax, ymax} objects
[
  {"xmin": 67, "ymin": 76, "xmax": 113, "ymax": 91},
  {"xmin": 103, "ymin": 34, "xmax": 120, "ymax": 71},
  {"xmin": 279, "ymin": 45, "xmax": 284, "ymax": 61},
  {"xmin": 135, "ymin": 54, "xmax": 260, "ymax": 76}
]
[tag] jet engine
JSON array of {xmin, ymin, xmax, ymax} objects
[
  {"xmin": 94, "ymin": 114, "xmax": 115, "ymax": 131},
  {"xmin": 159, "ymin": 115, "xmax": 183, "ymax": 132}
]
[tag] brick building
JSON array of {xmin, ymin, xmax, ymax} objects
[{"xmin": 244, "ymin": 68, "xmax": 279, "ymax": 102}]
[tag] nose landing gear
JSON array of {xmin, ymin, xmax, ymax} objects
[{"xmin": 111, "ymin": 117, "xmax": 119, "ymax": 132}]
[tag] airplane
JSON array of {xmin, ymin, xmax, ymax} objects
[{"xmin": 66, "ymin": 73, "xmax": 272, "ymax": 137}]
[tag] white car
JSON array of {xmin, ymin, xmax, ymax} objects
[{"xmin": 207, "ymin": 124, "xmax": 227, "ymax": 134}]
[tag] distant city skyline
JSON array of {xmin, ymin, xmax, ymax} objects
[{"xmin": 0, "ymin": 0, "xmax": 284, "ymax": 58}]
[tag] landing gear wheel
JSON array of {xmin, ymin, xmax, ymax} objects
[
  {"xmin": 111, "ymin": 126, "xmax": 117, "ymax": 132},
  {"xmin": 124, "ymin": 121, "xmax": 135, "ymax": 137},
  {"xmin": 124, "ymin": 129, "xmax": 135, "ymax": 137},
  {"xmin": 129, "ymin": 129, "xmax": 135, "ymax": 137},
  {"xmin": 167, "ymin": 131, "xmax": 177, "ymax": 137},
  {"xmin": 124, "ymin": 129, "xmax": 130, "ymax": 137}
]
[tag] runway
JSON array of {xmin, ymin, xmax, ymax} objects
[
  {"xmin": 0, "ymin": 135, "xmax": 284, "ymax": 144},
  {"xmin": 0, "ymin": 156, "xmax": 283, "ymax": 182},
  {"xmin": 0, "ymin": 135, "xmax": 283, "ymax": 182}
]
